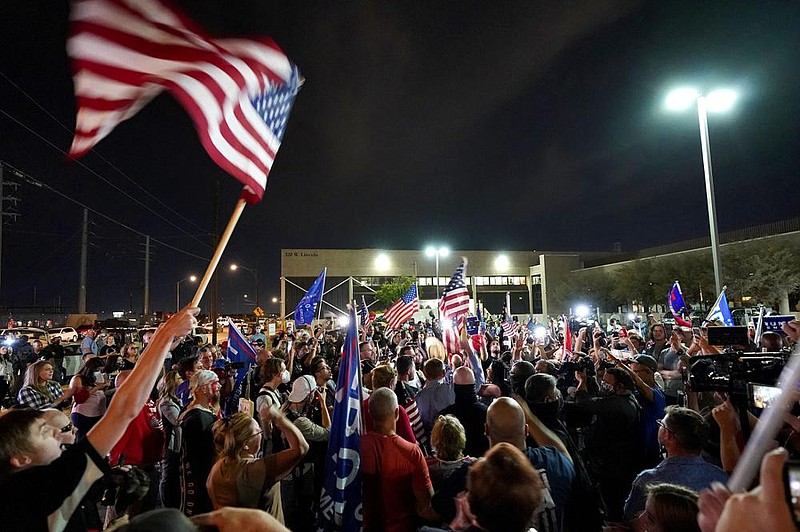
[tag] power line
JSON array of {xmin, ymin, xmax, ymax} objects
[
  {"xmin": 0, "ymin": 70, "xmax": 211, "ymax": 237},
  {"xmin": 3, "ymin": 162, "xmax": 211, "ymax": 262},
  {"xmin": 0, "ymin": 105, "xmax": 213, "ymax": 251}
]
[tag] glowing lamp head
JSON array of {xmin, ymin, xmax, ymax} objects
[
  {"xmin": 575, "ymin": 305, "xmax": 590, "ymax": 318},
  {"xmin": 665, "ymin": 87, "xmax": 700, "ymax": 111}
]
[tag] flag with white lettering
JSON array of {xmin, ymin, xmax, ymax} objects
[
  {"xmin": 318, "ymin": 305, "xmax": 363, "ymax": 531},
  {"xmin": 705, "ymin": 288, "xmax": 734, "ymax": 327},
  {"xmin": 225, "ymin": 319, "xmax": 258, "ymax": 414},
  {"xmin": 294, "ymin": 268, "xmax": 326, "ymax": 326}
]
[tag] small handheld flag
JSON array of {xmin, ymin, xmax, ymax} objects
[{"xmin": 668, "ymin": 281, "xmax": 693, "ymax": 328}]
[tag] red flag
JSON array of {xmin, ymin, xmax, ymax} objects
[{"xmin": 68, "ymin": 0, "xmax": 300, "ymax": 202}]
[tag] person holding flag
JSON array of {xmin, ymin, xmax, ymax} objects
[
  {"xmin": 384, "ymin": 284, "xmax": 420, "ymax": 332},
  {"xmin": 294, "ymin": 268, "xmax": 327, "ymax": 327},
  {"xmin": 222, "ymin": 319, "xmax": 259, "ymax": 416}
]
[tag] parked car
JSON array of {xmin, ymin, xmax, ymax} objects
[
  {"xmin": 48, "ymin": 327, "xmax": 80, "ymax": 343},
  {"xmin": 0, "ymin": 327, "xmax": 51, "ymax": 345}
]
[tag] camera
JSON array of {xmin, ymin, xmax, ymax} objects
[
  {"xmin": 101, "ymin": 464, "xmax": 151, "ymax": 512},
  {"xmin": 785, "ymin": 460, "xmax": 800, "ymax": 527},
  {"xmin": 560, "ymin": 357, "xmax": 596, "ymax": 376},
  {"xmin": 225, "ymin": 361, "xmax": 246, "ymax": 371},
  {"xmin": 684, "ymin": 352, "xmax": 787, "ymax": 400}
]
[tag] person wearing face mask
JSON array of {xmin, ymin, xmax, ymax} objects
[
  {"xmin": 69, "ymin": 357, "xmax": 110, "ymax": 440},
  {"xmin": 569, "ymin": 366, "xmax": 642, "ymax": 523},
  {"xmin": 439, "ymin": 367, "xmax": 490, "ymax": 458},
  {"xmin": 256, "ymin": 358, "xmax": 290, "ymax": 455}
]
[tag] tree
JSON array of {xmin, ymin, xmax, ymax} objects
[
  {"xmin": 723, "ymin": 242, "xmax": 800, "ymax": 308},
  {"xmin": 374, "ymin": 276, "xmax": 416, "ymax": 308}
]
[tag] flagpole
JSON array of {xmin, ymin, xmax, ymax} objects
[{"xmin": 190, "ymin": 197, "xmax": 247, "ymax": 307}]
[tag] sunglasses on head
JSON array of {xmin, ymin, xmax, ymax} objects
[{"xmin": 60, "ymin": 422, "xmax": 74, "ymax": 434}]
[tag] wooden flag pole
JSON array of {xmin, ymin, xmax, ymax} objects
[{"xmin": 190, "ymin": 197, "xmax": 248, "ymax": 308}]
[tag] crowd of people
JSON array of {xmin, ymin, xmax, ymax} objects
[{"xmin": 1, "ymin": 306, "xmax": 800, "ymax": 532}]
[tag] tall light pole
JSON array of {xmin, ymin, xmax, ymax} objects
[
  {"xmin": 176, "ymin": 275, "xmax": 197, "ymax": 312},
  {"xmin": 230, "ymin": 263, "xmax": 259, "ymax": 309},
  {"xmin": 425, "ymin": 246, "xmax": 449, "ymax": 315},
  {"xmin": 665, "ymin": 87, "xmax": 737, "ymax": 295}
]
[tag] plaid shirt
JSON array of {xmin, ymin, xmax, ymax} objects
[{"xmin": 18, "ymin": 381, "xmax": 64, "ymax": 409}]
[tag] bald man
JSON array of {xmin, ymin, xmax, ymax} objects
[
  {"xmin": 362, "ymin": 388, "xmax": 437, "ymax": 530},
  {"xmin": 485, "ymin": 397, "xmax": 575, "ymax": 532},
  {"xmin": 439, "ymin": 367, "xmax": 489, "ymax": 457}
]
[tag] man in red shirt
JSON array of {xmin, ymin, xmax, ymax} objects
[{"xmin": 361, "ymin": 387, "xmax": 438, "ymax": 532}]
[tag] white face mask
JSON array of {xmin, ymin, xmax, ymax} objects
[{"xmin": 281, "ymin": 369, "xmax": 291, "ymax": 384}]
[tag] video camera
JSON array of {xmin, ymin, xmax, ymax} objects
[
  {"xmin": 685, "ymin": 352, "xmax": 787, "ymax": 399},
  {"xmin": 560, "ymin": 356, "xmax": 596, "ymax": 377}
]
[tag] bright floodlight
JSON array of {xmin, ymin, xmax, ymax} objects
[
  {"xmin": 229, "ymin": 264, "xmax": 238, "ymax": 271},
  {"xmin": 706, "ymin": 89, "xmax": 738, "ymax": 113},
  {"xmin": 272, "ymin": 297, "xmax": 278, "ymax": 303},
  {"xmin": 439, "ymin": 247, "xmax": 450, "ymax": 257},
  {"xmin": 495, "ymin": 254, "xmax": 509, "ymax": 269},
  {"xmin": 375, "ymin": 253, "xmax": 390, "ymax": 270},
  {"xmin": 575, "ymin": 305, "xmax": 590, "ymax": 318},
  {"xmin": 425, "ymin": 246, "xmax": 436, "ymax": 257},
  {"xmin": 189, "ymin": 275, "xmax": 197, "ymax": 282},
  {"xmin": 534, "ymin": 326, "xmax": 547, "ymax": 339},
  {"xmin": 339, "ymin": 315, "xmax": 350, "ymax": 327},
  {"xmin": 665, "ymin": 87, "xmax": 699, "ymax": 111},
  {"xmin": 243, "ymin": 294, "xmax": 248, "ymax": 298},
  {"xmin": 627, "ymin": 313, "xmax": 636, "ymax": 322}
]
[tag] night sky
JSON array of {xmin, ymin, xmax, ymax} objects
[{"xmin": 1, "ymin": 0, "xmax": 798, "ymax": 316}]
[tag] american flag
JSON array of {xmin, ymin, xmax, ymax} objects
[
  {"xmin": 442, "ymin": 315, "xmax": 464, "ymax": 357},
  {"xmin": 501, "ymin": 291, "xmax": 517, "ymax": 338},
  {"xmin": 438, "ymin": 258, "xmax": 470, "ymax": 320},
  {"xmin": 359, "ymin": 296, "xmax": 370, "ymax": 326},
  {"xmin": 383, "ymin": 284, "xmax": 419, "ymax": 331},
  {"xmin": 68, "ymin": 0, "xmax": 300, "ymax": 203}
]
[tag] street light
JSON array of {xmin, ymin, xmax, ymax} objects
[
  {"xmin": 230, "ymin": 263, "xmax": 259, "ymax": 309},
  {"xmin": 176, "ymin": 275, "xmax": 197, "ymax": 312},
  {"xmin": 425, "ymin": 246, "xmax": 450, "ymax": 304},
  {"xmin": 665, "ymin": 86, "xmax": 738, "ymax": 295}
]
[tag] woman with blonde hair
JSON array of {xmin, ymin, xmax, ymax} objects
[
  {"xmin": 206, "ymin": 405, "xmax": 308, "ymax": 525},
  {"xmin": 18, "ymin": 358, "xmax": 76, "ymax": 409},
  {"xmin": 426, "ymin": 414, "xmax": 476, "ymax": 523}
]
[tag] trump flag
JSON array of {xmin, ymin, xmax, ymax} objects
[
  {"xmin": 318, "ymin": 305, "xmax": 363, "ymax": 531},
  {"xmin": 294, "ymin": 268, "xmax": 326, "ymax": 326}
]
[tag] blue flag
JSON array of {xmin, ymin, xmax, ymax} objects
[
  {"xmin": 295, "ymin": 268, "xmax": 326, "ymax": 326},
  {"xmin": 225, "ymin": 319, "xmax": 258, "ymax": 414},
  {"xmin": 705, "ymin": 288, "xmax": 734, "ymax": 326},
  {"xmin": 318, "ymin": 305, "xmax": 363, "ymax": 531},
  {"xmin": 526, "ymin": 315, "xmax": 536, "ymax": 333}
]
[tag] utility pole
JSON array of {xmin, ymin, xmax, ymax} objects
[
  {"xmin": 211, "ymin": 177, "xmax": 220, "ymax": 345},
  {"xmin": 143, "ymin": 235, "xmax": 151, "ymax": 316},
  {"xmin": 79, "ymin": 208, "xmax": 88, "ymax": 313},
  {"xmin": 0, "ymin": 163, "xmax": 22, "ymax": 299}
]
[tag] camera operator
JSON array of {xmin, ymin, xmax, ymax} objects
[
  {"xmin": 0, "ymin": 307, "xmax": 197, "ymax": 532},
  {"xmin": 568, "ymin": 365, "xmax": 642, "ymax": 522}
]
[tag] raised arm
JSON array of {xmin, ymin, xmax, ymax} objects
[
  {"xmin": 259, "ymin": 404, "xmax": 309, "ymax": 480},
  {"xmin": 87, "ymin": 306, "xmax": 198, "ymax": 456}
]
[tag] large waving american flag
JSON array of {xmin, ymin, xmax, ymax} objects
[
  {"xmin": 383, "ymin": 284, "xmax": 419, "ymax": 331},
  {"xmin": 68, "ymin": 0, "xmax": 300, "ymax": 202}
]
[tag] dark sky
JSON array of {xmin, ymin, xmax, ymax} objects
[{"xmin": 1, "ymin": 0, "xmax": 798, "ymax": 316}]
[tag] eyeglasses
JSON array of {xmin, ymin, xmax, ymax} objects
[
  {"xmin": 656, "ymin": 418, "xmax": 674, "ymax": 434},
  {"xmin": 60, "ymin": 422, "xmax": 74, "ymax": 434},
  {"xmin": 250, "ymin": 430, "xmax": 263, "ymax": 439}
]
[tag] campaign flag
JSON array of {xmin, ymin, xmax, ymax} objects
[
  {"xmin": 439, "ymin": 258, "xmax": 470, "ymax": 320},
  {"xmin": 295, "ymin": 268, "xmax": 326, "ymax": 326},
  {"xmin": 476, "ymin": 302, "xmax": 485, "ymax": 328},
  {"xmin": 668, "ymin": 281, "xmax": 693, "ymax": 328},
  {"xmin": 68, "ymin": 0, "xmax": 301, "ymax": 203},
  {"xmin": 225, "ymin": 319, "xmax": 258, "ymax": 413},
  {"xmin": 383, "ymin": 284, "xmax": 419, "ymax": 331},
  {"xmin": 705, "ymin": 288, "xmax": 734, "ymax": 327},
  {"xmin": 526, "ymin": 315, "xmax": 536, "ymax": 333},
  {"xmin": 753, "ymin": 315, "xmax": 795, "ymax": 335},
  {"xmin": 318, "ymin": 306, "xmax": 363, "ymax": 531}
]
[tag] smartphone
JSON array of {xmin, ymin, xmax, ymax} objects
[
  {"xmin": 784, "ymin": 459, "xmax": 800, "ymax": 526},
  {"xmin": 692, "ymin": 326, "xmax": 701, "ymax": 337},
  {"xmin": 750, "ymin": 383, "xmax": 782, "ymax": 409}
]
